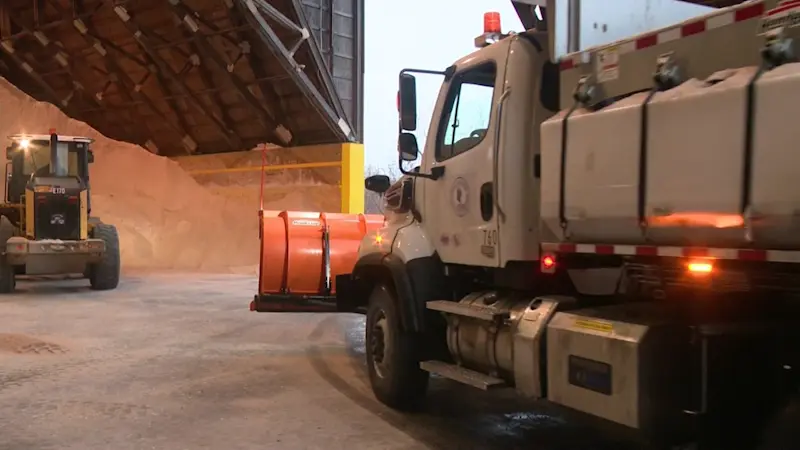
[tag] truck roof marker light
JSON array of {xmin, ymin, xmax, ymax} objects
[
  {"xmin": 484, "ymin": 12, "xmax": 501, "ymax": 34},
  {"xmin": 687, "ymin": 260, "xmax": 713, "ymax": 276},
  {"xmin": 541, "ymin": 254, "xmax": 556, "ymax": 274}
]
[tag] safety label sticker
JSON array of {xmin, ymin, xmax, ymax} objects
[
  {"xmin": 574, "ymin": 318, "xmax": 613, "ymax": 333},
  {"xmin": 761, "ymin": 0, "xmax": 800, "ymax": 34},
  {"xmin": 595, "ymin": 46, "xmax": 619, "ymax": 83}
]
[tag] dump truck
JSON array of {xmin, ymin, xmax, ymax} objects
[
  {"xmin": 252, "ymin": 2, "xmax": 800, "ymax": 448},
  {"xmin": 0, "ymin": 131, "xmax": 120, "ymax": 292}
]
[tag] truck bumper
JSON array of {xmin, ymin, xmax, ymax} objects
[{"xmin": 5, "ymin": 237, "xmax": 105, "ymax": 275}]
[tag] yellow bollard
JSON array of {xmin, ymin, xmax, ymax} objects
[{"xmin": 339, "ymin": 143, "xmax": 365, "ymax": 214}]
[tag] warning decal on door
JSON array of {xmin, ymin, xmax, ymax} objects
[
  {"xmin": 595, "ymin": 46, "xmax": 619, "ymax": 83},
  {"xmin": 762, "ymin": 0, "xmax": 800, "ymax": 34}
]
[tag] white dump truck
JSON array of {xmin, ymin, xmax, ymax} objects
[{"xmin": 262, "ymin": 2, "xmax": 800, "ymax": 448}]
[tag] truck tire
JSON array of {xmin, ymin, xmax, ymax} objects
[
  {"xmin": 757, "ymin": 395, "xmax": 800, "ymax": 450},
  {"xmin": 366, "ymin": 283, "xmax": 429, "ymax": 411},
  {"xmin": 89, "ymin": 224, "xmax": 120, "ymax": 291},
  {"xmin": 0, "ymin": 217, "xmax": 16, "ymax": 293}
]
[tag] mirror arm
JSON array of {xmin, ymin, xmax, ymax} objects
[{"xmin": 398, "ymin": 157, "xmax": 443, "ymax": 180}]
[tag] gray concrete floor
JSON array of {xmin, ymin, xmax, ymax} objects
[{"xmin": 0, "ymin": 273, "xmax": 635, "ymax": 450}]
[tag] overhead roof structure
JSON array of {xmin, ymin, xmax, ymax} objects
[{"xmin": 0, "ymin": 0, "xmax": 363, "ymax": 156}]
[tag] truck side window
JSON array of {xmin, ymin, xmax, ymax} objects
[{"xmin": 435, "ymin": 62, "xmax": 497, "ymax": 162}]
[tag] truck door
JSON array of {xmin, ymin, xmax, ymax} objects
[{"xmin": 422, "ymin": 54, "xmax": 507, "ymax": 267}]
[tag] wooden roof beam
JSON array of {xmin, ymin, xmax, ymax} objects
[
  {"xmin": 167, "ymin": 0, "xmax": 290, "ymax": 146},
  {"xmin": 65, "ymin": 1, "xmax": 198, "ymax": 154},
  {"xmin": 111, "ymin": 4, "xmax": 242, "ymax": 151}
]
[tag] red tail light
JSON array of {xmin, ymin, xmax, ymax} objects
[
  {"xmin": 67, "ymin": 196, "xmax": 78, "ymax": 204},
  {"xmin": 541, "ymin": 254, "xmax": 556, "ymax": 274}
]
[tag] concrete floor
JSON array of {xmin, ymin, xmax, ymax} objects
[{"xmin": 0, "ymin": 273, "xmax": 636, "ymax": 450}]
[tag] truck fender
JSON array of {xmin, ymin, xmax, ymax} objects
[{"xmin": 351, "ymin": 252, "xmax": 446, "ymax": 333}]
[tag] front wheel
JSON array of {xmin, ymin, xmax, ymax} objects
[
  {"xmin": 365, "ymin": 283, "xmax": 429, "ymax": 411},
  {"xmin": 89, "ymin": 224, "xmax": 120, "ymax": 291},
  {"xmin": 0, "ymin": 217, "xmax": 16, "ymax": 293}
]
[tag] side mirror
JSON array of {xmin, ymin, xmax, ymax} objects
[
  {"xmin": 398, "ymin": 132, "xmax": 419, "ymax": 162},
  {"xmin": 88, "ymin": 150, "xmax": 95, "ymax": 163},
  {"xmin": 365, "ymin": 174, "xmax": 391, "ymax": 194},
  {"xmin": 399, "ymin": 73, "xmax": 417, "ymax": 131},
  {"xmin": 5, "ymin": 146, "xmax": 13, "ymax": 161}
]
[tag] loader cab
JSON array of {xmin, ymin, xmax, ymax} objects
[
  {"xmin": 396, "ymin": 13, "xmax": 558, "ymax": 269},
  {"xmin": 5, "ymin": 132, "xmax": 95, "ymax": 240},
  {"xmin": 5, "ymin": 133, "xmax": 93, "ymax": 205}
]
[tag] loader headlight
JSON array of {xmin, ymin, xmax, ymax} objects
[{"xmin": 19, "ymin": 139, "xmax": 29, "ymax": 149}]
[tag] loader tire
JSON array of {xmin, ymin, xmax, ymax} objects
[
  {"xmin": 89, "ymin": 224, "xmax": 120, "ymax": 291},
  {"xmin": 0, "ymin": 217, "xmax": 16, "ymax": 293},
  {"xmin": 0, "ymin": 257, "xmax": 15, "ymax": 294},
  {"xmin": 366, "ymin": 283, "xmax": 429, "ymax": 411}
]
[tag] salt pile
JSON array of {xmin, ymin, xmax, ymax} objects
[{"xmin": 0, "ymin": 77, "xmax": 333, "ymax": 273}]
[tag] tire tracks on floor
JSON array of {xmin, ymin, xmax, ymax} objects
[{"xmin": 305, "ymin": 315, "xmax": 470, "ymax": 450}]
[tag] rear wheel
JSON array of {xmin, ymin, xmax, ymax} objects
[
  {"xmin": 0, "ymin": 257, "xmax": 15, "ymax": 293},
  {"xmin": 89, "ymin": 224, "xmax": 120, "ymax": 290},
  {"xmin": 0, "ymin": 217, "xmax": 16, "ymax": 293},
  {"xmin": 366, "ymin": 283, "xmax": 429, "ymax": 411}
]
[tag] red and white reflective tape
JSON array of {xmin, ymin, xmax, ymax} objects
[
  {"xmin": 540, "ymin": 242, "xmax": 800, "ymax": 264},
  {"xmin": 558, "ymin": 1, "xmax": 766, "ymax": 71}
]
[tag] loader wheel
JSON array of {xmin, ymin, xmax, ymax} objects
[
  {"xmin": 366, "ymin": 283, "xmax": 428, "ymax": 411},
  {"xmin": 0, "ymin": 217, "xmax": 16, "ymax": 294},
  {"xmin": 89, "ymin": 224, "xmax": 120, "ymax": 291},
  {"xmin": 0, "ymin": 257, "xmax": 15, "ymax": 294}
]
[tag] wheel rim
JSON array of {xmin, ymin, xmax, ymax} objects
[{"xmin": 370, "ymin": 310, "xmax": 390, "ymax": 379}]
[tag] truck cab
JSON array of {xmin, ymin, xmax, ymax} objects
[{"xmin": 357, "ymin": 16, "xmax": 568, "ymax": 295}]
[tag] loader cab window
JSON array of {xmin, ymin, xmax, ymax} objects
[
  {"xmin": 20, "ymin": 141, "xmax": 80, "ymax": 178},
  {"xmin": 436, "ymin": 62, "xmax": 497, "ymax": 162}
]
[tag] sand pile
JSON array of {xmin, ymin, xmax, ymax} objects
[
  {"xmin": 0, "ymin": 77, "xmax": 327, "ymax": 273},
  {"xmin": 173, "ymin": 148, "xmax": 341, "ymax": 213}
]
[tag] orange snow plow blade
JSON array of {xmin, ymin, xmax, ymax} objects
[{"xmin": 251, "ymin": 210, "xmax": 385, "ymax": 312}]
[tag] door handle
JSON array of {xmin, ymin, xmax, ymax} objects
[{"xmin": 480, "ymin": 182, "xmax": 493, "ymax": 221}]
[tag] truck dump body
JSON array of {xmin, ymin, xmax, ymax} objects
[{"xmin": 541, "ymin": 0, "xmax": 800, "ymax": 256}]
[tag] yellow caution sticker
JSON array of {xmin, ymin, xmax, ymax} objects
[{"xmin": 573, "ymin": 319, "xmax": 613, "ymax": 333}]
